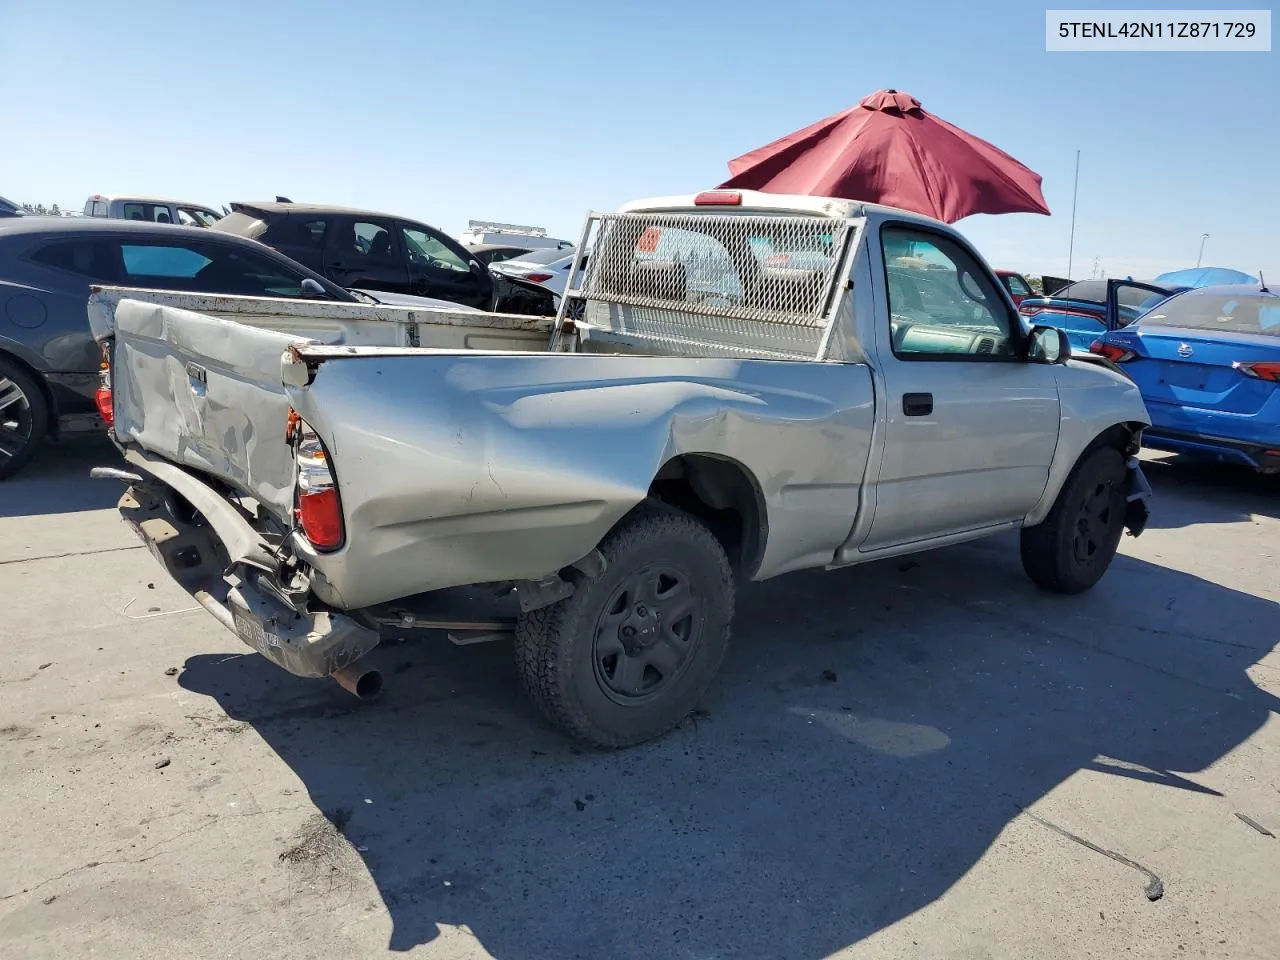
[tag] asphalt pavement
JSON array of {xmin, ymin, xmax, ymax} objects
[{"xmin": 1, "ymin": 436, "xmax": 1277, "ymax": 959}]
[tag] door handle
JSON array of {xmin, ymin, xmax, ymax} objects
[{"xmin": 902, "ymin": 392, "xmax": 933, "ymax": 417}]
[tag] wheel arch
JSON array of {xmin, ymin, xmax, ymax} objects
[
  {"xmin": 1025, "ymin": 419, "xmax": 1146, "ymax": 527},
  {"xmin": 1081, "ymin": 420, "xmax": 1145, "ymax": 460},
  {"xmin": 647, "ymin": 452, "xmax": 768, "ymax": 582},
  {"xmin": 0, "ymin": 346, "xmax": 58, "ymax": 434}
]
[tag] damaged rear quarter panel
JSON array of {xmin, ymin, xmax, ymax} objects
[{"xmin": 286, "ymin": 352, "xmax": 875, "ymax": 610}]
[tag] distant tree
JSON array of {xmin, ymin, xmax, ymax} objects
[{"xmin": 50, "ymin": 203, "xmax": 61, "ymax": 216}]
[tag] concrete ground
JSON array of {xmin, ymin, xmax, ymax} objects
[{"xmin": 0, "ymin": 436, "xmax": 1276, "ymax": 960}]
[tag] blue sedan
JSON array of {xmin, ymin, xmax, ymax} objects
[{"xmin": 1091, "ymin": 284, "xmax": 1280, "ymax": 473}]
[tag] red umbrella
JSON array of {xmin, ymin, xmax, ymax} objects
[{"xmin": 720, "ymin": 89, "xmax": 1050, "ymax": 223}]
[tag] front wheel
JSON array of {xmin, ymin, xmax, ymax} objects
[
  {"xmin": 1020, "ymin": 446, "xmax": 1128, "ymax": 594},
  {"xmin": 514, "ymin": 502, "xmax": 734, "ymax": 748}
]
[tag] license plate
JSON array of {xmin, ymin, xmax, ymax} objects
[
  {"xmin": 1161, "ymin": 364, "xmax": 1207, "ymax": 390},
  {"xmin": 231, "ymin": 605, "xmax": 283, "ymax": 653}
]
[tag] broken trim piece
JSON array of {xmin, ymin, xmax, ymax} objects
[{"xmin": 1018, "ymin": 805, "xmax": 1165, "ymax": 902}]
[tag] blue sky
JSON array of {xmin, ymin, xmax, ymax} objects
[{"xmin": 1, "ymin": 0, "xmax": 1275, "ymax": 281}]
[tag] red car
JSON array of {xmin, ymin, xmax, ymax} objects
[{"xmin": 995, "ymin": 269, "xmax": 1033, "ymax": 306}]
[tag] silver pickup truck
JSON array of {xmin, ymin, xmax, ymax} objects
[{"xmin": 90, "ymin": 190, "xmax": 1153, "ymax": 747}]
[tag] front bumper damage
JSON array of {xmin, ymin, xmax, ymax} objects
[{"xmin": 110, "ymin": 448, "xmax": 380, "ymax": 680}]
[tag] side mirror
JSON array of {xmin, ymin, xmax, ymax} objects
[
  {"xmin": 1028, "ymin": 324, "xmax": 1071, "ymax": 365},
  {"xmin": 300, "ymin": 277, "xmax": 327, "ymax": 297},
  {"xmin": 469, "ymin": 259, "xmax": 483, "ymax": 276}
]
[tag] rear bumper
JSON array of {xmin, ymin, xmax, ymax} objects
[
  {"xmin": 1143, "ymin": 429, "xmax": 1280, "ymax": 472},
  {"xmin": 115, "ymin": 451, "xmax": 380, "ymax": 678}
]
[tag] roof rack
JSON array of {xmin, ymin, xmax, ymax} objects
[{"xmin": 466, "ymin": 219, "xmax": 548, "ymax": 238}]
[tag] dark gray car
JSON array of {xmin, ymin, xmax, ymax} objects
[{"xmin": 0, "ymin": 217, "xmax": 444, "ymax": 480}]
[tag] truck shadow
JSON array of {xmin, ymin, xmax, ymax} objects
[
  {"xmin": 179, "ymin": 536, "xmax": 1278, "ymax": 959},
  {"xmin": 0, "ymin": 436, "xmax": 122, "ymax": 518}
]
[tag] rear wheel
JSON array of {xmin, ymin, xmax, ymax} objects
[
  {"xmin": 1020, "ymin": 446, "xmax": 1128, "ymax": 594},
  {"xmin": 0, "ymin": 358, "xmax": 49, "ymax": 482},
  {"xmin": 514, "ymin": 502, "xmax": 734, "ymax": 747}
]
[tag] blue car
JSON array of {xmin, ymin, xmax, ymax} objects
[
  {"xmin": 1019, "ymin": 278, "xmax": 1186, "ymax": 354},
  {"xmin": 1091, "ymin": 283, "xmax": 1280, "ymax": 473}
]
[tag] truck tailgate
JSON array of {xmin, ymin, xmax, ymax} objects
[{"xmin": 108, "ymin": 297, "xmax": 308, "ymax": 518}]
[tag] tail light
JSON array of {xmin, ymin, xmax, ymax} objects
[
  {"xmin": 95, "ymin": 340, "xmax": 114, "ymax": 427},
  {"xmin": 288, "ymin": 409, "xmax": 344, "ymax": 550},
  {"xmin": 1234, "ymin": 361, "xmax": 1280, "ymax": 383},
  {"xmin": 523, "ymin": 272, "xmax": 554, "ymax": 283},
  {"xmin": 1089, "ymin": 340, "xmax": 1135, "ymax": 363},
  {"xmin": 1020, "ymin": 305, "xmax": 1044, "ymax": 317}
]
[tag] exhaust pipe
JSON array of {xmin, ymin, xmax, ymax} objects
[{"xmin": 331, "ymin": 662, "xmax": 383, "ymax": 700}]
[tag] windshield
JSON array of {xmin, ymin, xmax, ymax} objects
[
  {"xmin": 1139, "ymin": 292, "xmax": 1280, "ymax": 337},
  {"xmin": 178, "ymin": 206, "xmax": 220, "ymax": 228}
]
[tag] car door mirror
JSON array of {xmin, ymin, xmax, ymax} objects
[
  {"xmin": 300, "ymin": 277, "xmax": 328, "ymax": 297},
  {"xmin": 469, "ymin": 259, "xmax": 483, "ymax": 277},
  {"xmin": 1027, "ymin": 324, "xmax": 1071, "ymax": 364}
]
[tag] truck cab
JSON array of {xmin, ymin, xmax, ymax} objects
[{"xmin": 82, "ymin": 195, "xmax": 223, "ymax": 228}]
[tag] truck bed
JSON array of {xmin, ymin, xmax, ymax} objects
[{"xmin": 88, "ymin": 287, "xmax": 555, "ymax": 516}]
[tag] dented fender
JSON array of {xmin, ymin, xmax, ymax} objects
[{"xmin": 285, "ymin": 352, "xmax": 877, "ymax": 610}]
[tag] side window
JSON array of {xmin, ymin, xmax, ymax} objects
[
  {"xmin": 401, "ymin": 226, "xmax": 469, "ymax": 273},
  {"xmin": 121, "ymin": 202, "xmax": 169, "ymax": 222},
  {"xmin": 30, "ymin": 239, "xmax": 120, "ymax": 282},
  {"xmin": 193, "ymin": 245, "xmax": 310, "ymax": 298},
  {"xmin": 1005, "ymin": 275, "xmax": 1031, "ymax": 296},
  {"xmin": 633, "ymin": 225, "xmax": 742, "ymax": 302},
  {"xmin": 121, "ymin": 244, "xmax": 209, "ymax": 278},
  {"xmin": 351, "ymin": 220, "xmax": 396, "ymax": 261},
  {"xmin": 119, "ymin": 241, "xmax": 310, "ymax": 297},
  {"xmin": 881, "ymin": 226, "xmax": 1017, "ymax": 358}
]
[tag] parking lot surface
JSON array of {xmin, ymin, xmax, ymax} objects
[{"xmin": 1, "ymin": 437, "xmax": 1277, "ymax": 959}]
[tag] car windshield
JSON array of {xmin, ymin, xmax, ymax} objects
[
  {"xmin": 1138, "ymin": 292, "xmax": 1280, "ymax": 337},
  {"xmin": 178, "ymin": 207, "xmax": 220, "ymax": 227}
]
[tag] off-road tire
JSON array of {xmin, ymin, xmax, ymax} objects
[
  {"xmin": 0, "ymin": 357, "xmax": 50, "ymax": 482},
  {"xmin": 1021, "ymin": 446, "xmax": 1128, "ymax": 594},
  {"xmin": 514, "ymin": 501, "xmax": 735, "ymax": 748}
]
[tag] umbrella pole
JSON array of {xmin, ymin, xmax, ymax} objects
[{"xmin": 1066, "ymin": 149, "xmax": 1080, "ymax": 282}]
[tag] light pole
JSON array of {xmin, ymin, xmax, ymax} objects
[
  {"xmin": 1066, "ymin": 150, "xmax": 1080, "ymax": 280},
  {"xmin": 1196, "ymin": 233, "xmax": 1210, "ymax": 268}
]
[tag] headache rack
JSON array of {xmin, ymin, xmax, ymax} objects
[{"xmin": 550, "ymin": 210, "xmax": 857, "ymax": 360}]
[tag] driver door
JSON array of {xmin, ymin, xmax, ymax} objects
[
  {"xmin": 1104, "ymin": 278, "xmax": 1176, "ymax": 330},
  {"xmin": 857, "ymin": 224, "xmax": 1061, "ymax": 552},
  {"xmin": 399, "ymin": 222, "xmax": 490, "ymax": 308}
]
